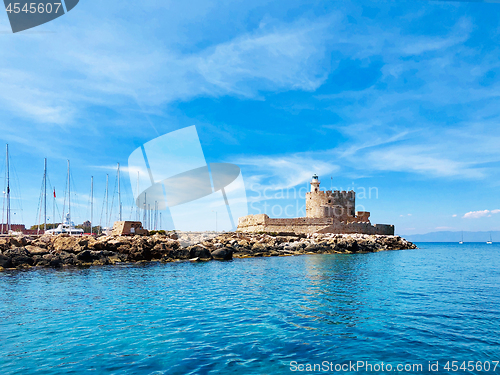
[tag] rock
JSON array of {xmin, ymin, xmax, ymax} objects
[
  {"xmin": 128, "ymin": 246, "xmax": 152, "ymax": 261},
  {"xmin": 59, "ymin": 252, "xmax": 76, "ymax": 265},
  {"xmin": 0, "ymin": 254, "xmax": 13, "ymax": 268},
  {"xmin": 0, "ymin": 232, "xmax": 417, "ymax": 269},
  {"xmin": 211, "ymin": 248, "xmax": 233, "ymax": 260},
  {"xmin": 252, "ymin": 243, "xmax": 267, "ymax": 252},
  {"xmin": 25, "ymin": 245, "xmax": 49, "ymax": 256},
  {"xmin": 11, "ymin": 255, "xmax": 34, "ymax": 267},
  {"xmin": 76, "ymin": 250, "xmax": 93, "ymax": 262},
  {"xmin": 189, "ymin": 245, "xmax": 212, "ymax": 259},
  {"xmin": 304, "ymin": 244, "xmax": 319, "ymax": 252},
  {"xmin": 10, "ymin": 236, "xmax": 28, "ymax": 248},
  {"xmin": 238, "ymin": 240, "xmax": 250, "ymax": 248},
  {"xmin": 52, "ymin": 236, "xmax": 82, "ymax": 253},
  {"xmin": 49, "ymin": 257, "xmax": 63, "ymax": 268},
  {"xmin": 0, "ymin": 238, "xmax": 9, "ymax": 250},
  {"xmin": 4, "ymin": 247, "xmax": 30, "ymax": 258},
  {"xmin": 168, "ymin": 248, "xmax": 191, "ymax": 260}
]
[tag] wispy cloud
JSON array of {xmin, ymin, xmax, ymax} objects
[
  {"xmin": 0, "ymin": 14, "xmax": 336, "ymax": 127},
  {"xmin": 236, "ymin": 154, "xmax": 339, "ymax": 190}
]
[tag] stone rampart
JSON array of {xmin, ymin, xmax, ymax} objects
[{"xmin": 237, "ymin": 214, "xmax": 394, "ymax": 235}]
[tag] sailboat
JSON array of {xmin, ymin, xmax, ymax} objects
[
  {"xmin": 487, "ymin": 233, "xmax": 492, "ymax": 244},
  {"xmin": 45, "ymin": 160, "xmax": 83, "ymax": 236},
  {"xmin": 459, "ymin": 231, "xmax": 464, "ymax": 244}
]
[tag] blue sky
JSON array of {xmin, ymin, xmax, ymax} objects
[{"xmin": 0, "ymin": 0, "xmax": 500, "ymax": 234}]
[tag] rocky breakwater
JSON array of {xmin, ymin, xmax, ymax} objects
[{"xmin": 0, "ymin": 233, "xmax": 416, "ymax": 270}]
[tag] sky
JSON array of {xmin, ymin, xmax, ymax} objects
[{"xmin": 0, "ymin": 0, "xmax": 500, "ymax": 235}]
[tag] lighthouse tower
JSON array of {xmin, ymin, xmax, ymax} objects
[{"xmin": 310, "ymin": 174, "xmax": 320, "ymax": 192}]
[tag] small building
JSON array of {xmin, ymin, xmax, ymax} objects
[
  {"xmin": 111, "ymin": 221, "xmax": 148, "ymax": 236},
  {"xmin": 0, "ymin": 224, "xmax": 44, "ymax": 235}
]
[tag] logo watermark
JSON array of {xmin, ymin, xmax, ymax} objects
[
  {"xmin": 127, "ymin": 125, "xmax": 248, "ymax": 244},
  {"xmin": 3, "ymin": 0, "xmax": 79, "ymax": 33}
]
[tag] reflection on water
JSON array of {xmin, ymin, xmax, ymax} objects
[{"xmin": 1, "ymin": 243, "xmax": 499, "ymax": 374}]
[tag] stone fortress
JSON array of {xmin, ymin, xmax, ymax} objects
[{"xmin": 237, "ymin": 175, "xmax": 394, "ymax": 235}]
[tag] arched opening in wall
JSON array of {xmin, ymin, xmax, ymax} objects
[{"xmin": 315, "ymin": 188, "xmax": 318, "ymax": 192}]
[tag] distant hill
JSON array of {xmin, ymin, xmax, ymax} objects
[{"xmin": 400, "ymin": 231, "xmax": 500, "ymax": 243}]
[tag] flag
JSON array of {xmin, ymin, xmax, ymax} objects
[{"xmin": 53, "ymin": 188, "xmax": 56, "ymax": 198}]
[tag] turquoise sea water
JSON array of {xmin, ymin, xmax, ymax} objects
[{"xmin": 1, "ymin": 243, "xmax": 499, "ymax": 374}]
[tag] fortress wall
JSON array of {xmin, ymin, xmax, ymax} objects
[
  {"xmin": 356, "ymin": 211, "xmax": 371, "ymax": 222},
  {"xmin": 237, "ymin": 214, "xmax": 394, "ymax": 235},
  {"xmin": 373, "ymin": 224, "xmax": 395, "ymax": 235}
]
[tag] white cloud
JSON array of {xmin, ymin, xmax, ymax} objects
[{"xmin": 462, "ymin": 209, "xmax": 500, "ymax": 219}]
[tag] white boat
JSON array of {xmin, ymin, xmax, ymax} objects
[
  {"xmin": 45, "ymin": 213, "xmax": 84, "ymax": 236},
  {"xmin": 487, "ymin": 233, "xmax": 492, "ymax": 244},
  {"xmin": 459, "ymin": 231, "xmax": 464, "ymax": 244}
]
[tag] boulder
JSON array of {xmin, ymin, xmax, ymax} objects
[
  {"xmin": 0, "ymin": 254, "xmax": 13, "ymax": 268},
  {"xmin": 169, "ymin": 248, "xmax": 191, "ymax": 260},
  {"xmin": 128, "ymin": 246, "xmax": 152, "ymax": 261},
  {"xmin": 26, "ymin": 245, "xmax": 49, "ymax": 256},
  {"xmin": 11, "ymin": 255, "xmax": 34, "ymax": 267},
  {"xmin": 0, "ymin": 238, "xmax": 9, "ymax": 251},
  {"xmin": 189, "ymin": 245, "xmax": 212, "ymax": 259},
  {"xmin": 52, "ymin": 236, "xmax": 82, "ymax": 253},
  {"xmin": 59, "ymin": 251, "xmax": 76, "ymax": 265},
  {"xmin": 76, "ymin": 250, "xmax": 93, "ymax": 262},
  {"xmin": 10, "ymin": 236, "xmax": 28, "ymax": 248},
  {"xmin": 4, "ymin": 247, "xmax": 30, "ymax": 258},
  {"xmin": 211, "ymin": 248, "xmax": 233, "ymax": 260},
  {"xmin": 49, "ymin": 256, "xmax": 63, "ymax": 268}
]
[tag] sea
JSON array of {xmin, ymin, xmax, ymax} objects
[{"xmin": 0, "ymin": 242, "xmax": 499, "ymax": 374}]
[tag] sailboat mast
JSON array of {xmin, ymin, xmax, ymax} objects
[
  {"xmin": 43, "ymin": 158, "xmax": 47, "ymax": 231},
  {"xmin": 105, "ymin": 174, "xmax": 109, "ymax": 228},
  {"xmin": 67, "ymin": 160, "xmax": 70, "ymax": 226},
  {"xmin": 53, "ymin": 187, "xmax": 55, "ymax": 228},
  {"xmin": 143, "ymin": 193, "xmax": 146, "ymax": 229},
  {"xmin": 136, "ymin": 171, "xmax": 139, "ymax": 221},
  {"xmin": 90, "ymin": 176, "xmax": 93, "ymax": 236},
  {"xmin": 118, "ymin": 163, "xmax": 122, "ymax": 221},
  {"xmin": 6, "ymin": 144, "xmax": 10, "ymax": 233}
]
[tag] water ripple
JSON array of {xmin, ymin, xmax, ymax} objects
[{"xmin": 1, "ymin": 243, "xmax": 500, "ymax": 374}]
